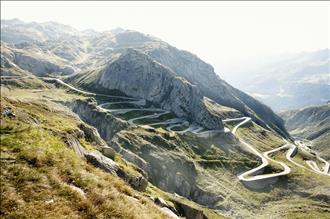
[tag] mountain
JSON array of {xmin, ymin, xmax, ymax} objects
[
  {"xmin": 1, "ymin": 19, "xmax": 79, "ymax": 43},
  {"xmin": 109, "ymin": 31, "xmax": 288, "ymax": 138},
  {"xmin": 280, "ymin": 103, "xmax": 330, "ymax": 159},
  {"xmin": 1, "ymin": 42, "xmax": 75, "ymax": 76},
  {"xmin": 1, "ymin": 19, "xmax": 289, "ymax": 138},
  {"xmin": 68, "ymin": 49, "xmax": 224, "ymax": 130},
  {"xmin": 1, "ymin": 19, "xmax": 330, "ymax": 219},
  {"xmin": 221, "ymin": 49, "xmax": 330, "ymax": 111}
]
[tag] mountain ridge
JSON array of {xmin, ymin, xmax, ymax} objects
[
  {"xmin": 1, "ymin": 18, "xmax": 330, "ymax": 219},
  {"xmin": 1, "ymin": 19, "xmax": 289, "ymax": 138}
]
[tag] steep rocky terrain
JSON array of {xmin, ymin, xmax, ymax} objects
[
  {"xmin": 2, "ymin": 85, "xmax": 329, "ymax": 219},
  {"xmin": 1, "ymin": 90, "xmax": 224, "ymax": 219},
  {"xmin": 1, "ymin": 18, "xmax": 288, "ymax": 138},
  {"xmin": 68, "ymin": 49, "xmax": 223, "ymax": 130},
  {"xmin": 1, "ymin": 19, "xmax": 330, "ymax": 219},
  {"xmin": 1, "ymin": 43, "xmax": 75, "ymax": 76},
  {"xmin": 280, "ymin": 103, "xmax": 330, "ymax": 159}
]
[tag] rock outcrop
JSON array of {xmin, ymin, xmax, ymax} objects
[
  {"xmin": 1, "ymin": 43, "xmax": 75, "ymax": 76},
  {"xmin": 108, "ymin": 128, "xmax": 222, "ymax": 207},
  {"xmin": 175, "ymin": 201, "xmax": 208, "ymax": 219},
  {"xmin": 85, "ymin": 150, "xmax": 148, "ymax": 191},
  {"xmin": 138, "ymin": 42, "xmax": 289, "ymax": 138},
  {"xmin": 1, "ymin": 19, "xmax": 290, "ymax": 137},
  {"xmin": 78, "ymin": 122, "xmax": 107, "ymax": 147},
  {"xmin": 70, "ymin": 99, "xmax": 129, "ymax": 140},
  {"xmin": 71, "ymin": 49, "xmax": 223, "ymax": 130},
  {"xmin": 85, "ymin": 150, "xmax": 119, "ymax": 175}
]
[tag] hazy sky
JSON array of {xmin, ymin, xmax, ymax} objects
[{"xmin": 2, "ymin": 1, "xmax": 329, "ymax": 74}]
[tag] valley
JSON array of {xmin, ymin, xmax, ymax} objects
[
  {"xmin": 2, "ymin": 75, "xmax": 329, "ymax": 218},
  {"xmin": 1, "ymin": 19, "xmax": 330, "ymax": 219}
]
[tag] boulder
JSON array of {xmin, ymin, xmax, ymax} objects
[
  {"xmin": 101, "ymin": 146, "xmax": 116, "ymax": 159},
  {"xmin": 175, "ymin": 202, "xmax": 207, "ymax": 219},
  {"xmin": 154, "ymin": 197, "xmax": 168, "ymax": 207},
  {"xmin": 78, "ymin": 123, "xmax": 107, "ymax": 147},
  {"xmin": 64, "ymin": 134, "xmax": 86, "ymax": 158},
  {"xmin": 85, "ymin": 150, "xmax": 118, "ymax": 175},
  {"xmin": 128, "ymin": 175, "xmax": 148, "ymax": 192},
  {"xmin": 160, "ymin": 207, "xmax": 180, "ymax": 219}
]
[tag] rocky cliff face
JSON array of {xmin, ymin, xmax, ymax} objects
[
  {"xmin": 69, "ymin": 99, "xmax": 129, "ymax": 140},
  {"xmin": 67, "ymin": 99, "xmax": 222, "ymax": 206},
  {"xmin": 1, "ymin": 43, "xmax": 75, "ymax": 76},
  {"xmin": 131, "ymin": 39, "xmax": 289, "ymax": 138},
  {"xmin": 1, "ymin": 18, "xmax": 289, "ymax": 138},
  {"xmin": 109, "ymin": 128, "xmax": 225, "ymax": 207},
  {"xmin": 71, "ymin": 49, "xmax": 224, "ymax": 130}
]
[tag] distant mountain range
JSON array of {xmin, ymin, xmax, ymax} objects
[
  {"xmin": 0, "ymin": 18, "xmax": 289, "ymax": 138},
  {"xmin": 221, "ymin": 49, "xmax": 330, "ymax": 112},
  {"xmin": 2, "ymin": 18, "xmax": 330, "ymax": 219},
  {"xmin": 280, "ymin": 103, "xmax": 330, "ymax": 159}
]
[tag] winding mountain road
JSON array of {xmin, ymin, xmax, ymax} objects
[
  {"xmin": 98, "ymin": 99, "xmax": 146, "ymax": 108},
  {"xmin": 127, "ymin": 111, "xmax": 171, "ymax": 125},
  {"xmin": 37, "ymin": 78, "xmax": 330, "ymax": 181},
  {"xmin": 49, "ymin": 78, "xmax": 139, "ymax": 100},
  {"xmin": 226, "ymin": 118, "xmax": 330, "ymax": 182}
]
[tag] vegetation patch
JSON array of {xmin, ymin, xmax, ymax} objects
[{"xmin": 0, "ymin": 97, "xmax": 168, "ymax": 219}]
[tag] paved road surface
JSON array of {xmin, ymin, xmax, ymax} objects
[{"xmin": 26, "ymin": 77, "xmax": 330, "ymax": 179}]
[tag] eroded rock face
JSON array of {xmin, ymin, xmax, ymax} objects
[
  {"xmin": 1, "ymin": 44, "xmax": 75, "ymax": 76},
  {"xmin": 1, "ymin": 19, "xmax": 289, "ymax": 137},
  {"xmin": 78, "ymin": 123, "xmax": 106, "ymax": 146},
  {"xmin": 175, "ymin": 202, "xmax": 207, "ymax": 219},
  {"xmin": 70, "ymin": 99, "xmax": 128, "ymax": 140},
  {"xmin": 85, "ymin": 150, "xmax": 119, "ymax": 175},
  {"xmin": 64, "ymin": 133, "xmax": 86, "ymax": 158},
  {"xmin": 141, "ymin": 43, "xmax": 289, "ymax": 138},
  {"xmin": 109, "ymin": 129, "xmax": 221, "ymax": 207},
  {"xmin": 84, "ymin": 150, "xmax": 148, "ymax": 191},
  {"xmin": 111, "ymin": 137, "xmax": 151, "ymax": 174},
  {"xmin": 160, "ymin": 207, "xmax": 180, "ymax": 219},
  {"xmin": 86, "ymin": 49, "xmax": 223, "ymax": 130}
]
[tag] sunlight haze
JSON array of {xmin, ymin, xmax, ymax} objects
[
  {"xmin": 2, "ymin": 1, "xmax": 329, "ymax": 75},
  {"xmin": 1, "ymin": 2, "xmax": 330, "ymax": 217}
]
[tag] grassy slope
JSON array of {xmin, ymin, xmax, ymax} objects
[
  {"xmin": 115, "ymin": 123, "xmax": 330, "ymax": 218},
  {"xmin": 0, "ymin": 87, "xmax": 229, "ymax": 219},
  {"xmin": 1, "ymin": 84, "xmax": 329, "ymax": 219},
  {"xmin": 232, "ymin": 121, "xmax": 330, "ymax": 218},
  {"xmin": 0, "ymin": 97, "xmax": 169, "ymax": 219},
  {"xmin": 0, "ymin": 66, "xmax": 47, "ymax": 89}
]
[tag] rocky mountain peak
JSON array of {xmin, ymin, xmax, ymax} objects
[
  {"xmin": 88, "ymin": 48, "xmax": 223, "ymax": 130},
  {"xmin": 0, "ymin": 19, "xmax": 289, "ymax": 137},
  {"xmin": 110, "ymin": 27, "xmax": 125, "ymax": 35}
]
